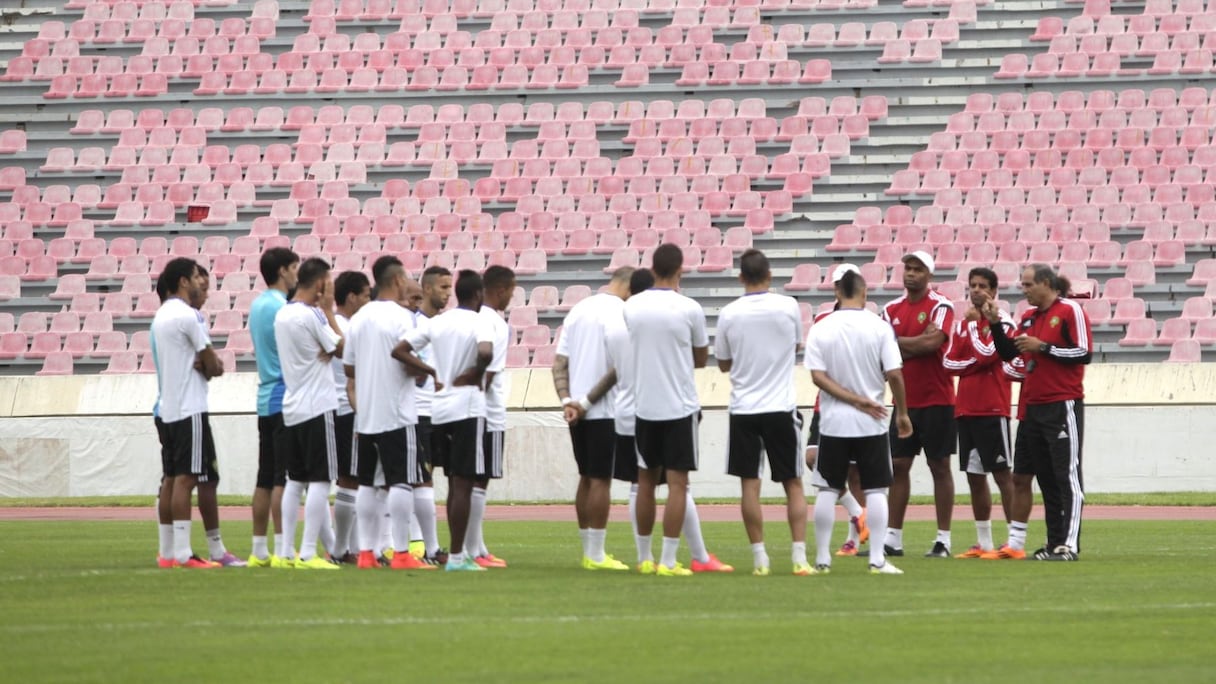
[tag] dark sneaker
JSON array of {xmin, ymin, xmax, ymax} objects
[
  {"xmin": 883, "ymin": 545, "xmax": 905, "ymax": 557},
  {"xmin": 334, "ymin": 552, "xmax": 360, "ymax": 565},
  {"xmin": 1041, "ymin": 545, "xmax": 1078, "ymax": 561},
  {"xmin": 924, "ymin": 541, "xmax": 951, "ymax": 558},
  {"xmin": 1032, "ymin": 547, "xmax": 1051, "ymax": 560},
  {"xmin": 424, "ymin": 548, "xmax": 450, "ymax": 566}
]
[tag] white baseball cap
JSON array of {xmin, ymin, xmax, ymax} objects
[
  {"xmin": 901, "ymin": 250, "xmax": 935, "ymax": 275},
  {"xmin": 831, "ymin": 263, "xmax": 862, "ymax": 284}
]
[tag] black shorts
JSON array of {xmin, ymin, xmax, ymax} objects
[
  {"xmin": 634, "ymin": 413, "xmax": 699, "ymax": 472},
  {"xmin": 613, "ymin": 433, "xmax": 668, "ymax": 484},
  {"xmin": 613, "ymin": 433, "xmax": 639, "ymax": 483},
  {"xmin": 890, "ymin": 404, "xmax": 957, "ymax": 460},
  {"xmin": 432, "ymin": 417, "xmax": 483, "ymax": 479},
  {"xmin": 256, "ymin": 413, "xmax": 287, "ymax": 489},
  {"xmin": 958, "ymin": 415, "xmax": 1012, "ymax": 474},
  {"xmin": 416, "ymin": 415, "xmax": 434, "ymax": 483},
  {"xmin": 815, "ymin": 434, "xmax": 892, "ymax": 491},
  {"xmin": 283, "ymin": 411, "xmax": 338, "ymax": 482},
  {"xmin": 355, "ymin": 425, "xmax": 422, "ymax": 487},
  {"xmin": 335, "ymin": 411, "xmax": 356, "ymax": 480},
  {"xmin": 727, "ymin": 410, "xmax": 804, "ymax": 482},
  {"xmin": 806, "ymin": 411, "xmax": 821, "ymax": 447},
  {"xmin": 156, "ymin": 414, "xmax": 219, "ymax": 482},
  {"xmin": 480, "ymin": 428, "xmax": 505, "ymax": 479},
  {"xmin": 571, "ymin": 419, "xmax": 617, "ymax": 479}
]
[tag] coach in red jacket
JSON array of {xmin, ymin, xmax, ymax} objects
[{"xmin": 983, "ymin": 263, "xmax": 1092, "ymax": 562}]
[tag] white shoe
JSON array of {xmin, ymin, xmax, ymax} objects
[{"xmin": 869, "ymin": 561, "xmax": 904, "ymax": 575}]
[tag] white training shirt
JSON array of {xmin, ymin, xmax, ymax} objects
[
  {"xmin": 413, "ymin": 310, "xmax": 435, "ymax": 417},
  {"xmin": 623, "ymin": 288, "xmax": 709, "ymax": 421},
  {"xmin": 151, "ymin": 297, "xmax": 210, "ymax": 423},
  {"xmin": 803, "ymin": 308, "xmax": 903, "ymax": 437},
  {"xmin": 275, "ymin": 301, "xmax": 342, "ymax": 427},
  {"xmin": 331, "ymin": 313, "xmax": 353, "ymax": 417},
  {"xmin": 556, "ymin": 292, "xmax": 622, "ymax": 422},
  {"xmin": 603, "ymin": 301, "xmax": 636, "ymax": 436},
  {"xmin": 402, "ymin": 307, "xmax": 494, "ymax": 425},
  {"xmin": 480, "ymin": 305, "xmax": 511, "ymax": 432},
  {"xmin": 343, "ymin": 300, "xmax": 418, "ymax": 435},
  {"xmin": 714, "ymin": 291, "xmax": 802, "ymax": 414}
]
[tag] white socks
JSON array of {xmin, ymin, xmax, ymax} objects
[
  {"xmin": 251, "ymin": 535, "xmax": 269, "ymax": 561},
  {"xmin": 976, "ymin": 520, "xmax": 994, "ymax": 551},
  {"xmin": 413, "ymin": 486, "xmax": 439, "ymax": 554},
  {"xmin": 376, "ymin": 488, "xmax": 391, "ymax": 555},
  {"xmin": 752, "ymin": 542, "xmax": 769, "ymax": 570},
  {"xmin": 387, "ymin": 484, "xmax": 414, "ymax": 553},
  {"xmin": 1008, "ymin": 521, "xmax": 1028, "ymax": 551},
  {"xmin": 587, "ymin": 528, "xmax": 607, "ymax": 563},
  {"xmin": 299, "ymin": 481, "xmax": 331, "ymax": 561},
  {"xmin": 636, "ymin": 534, "xmax": 653, "ymax": 564},
  {"xmin": 205, "ymin": 528, "xmax": 227, "ymax": 560},
  {"xmin": 935, "ymin": 529, "xmax": 951, "ymax": 550},
  {"xmin": 885, "ymin": 527, "xmax": 903, "ymax": 551},
  {"xmin": 172, "ymin": 519, "xmax": 193, "ymax": 564},
  {"xmin": 682, "ymin": 490, "xmax": 709, "ymax": 563},
  {"xmin": 465, "ymin": 486, "xmax": 488, "ymax": 557},
  {"xmin": 813, "ymin": 490, "xmax": 838, "ymax": 566},
  {"xmin": 333, "ymin": 487, "xmax": 358, "ymax": 557},
  {"xmin": 839, "ymin": 491, "xmax": 863, "ymax": 518},
  {"xmin": 865, "ymin": 492, "xmax": 890, "ymax": 568},
  {"xmin": 660, "ymin": 536, "xmax": 680, "ymax": 568},
  {"xmin": 158, "ymin": 523, "xmax": 173, "ymax": 560},
  {"xmin": 355, "ymin": 485, "xmax": 380, "ymax": 553},
  {"xmin": 280, "ymin": 479, "xmax": 304, "ymax": 559},
  {"xmin": 791, "ymin": 541, "xmax": 807, "ymax": 566},
  {"xmin": 628, "ymin": 482, "xmax": 639, "ymax": 537}
]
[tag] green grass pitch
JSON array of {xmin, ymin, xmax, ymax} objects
[{"xmin": 0, "ymin": 520, "xmax": 1212, "ymax": 683}]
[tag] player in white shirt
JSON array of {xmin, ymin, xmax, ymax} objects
[
  {"xmin": 804, "ymin": 264, "xmax": 912, "ymax": 575},
  {"xmin": 714, "ymin": 250, "xmax": 810, "ymax": 576},
  {"xmin": 803, "ymin": 307, "xmax": 871, "ymax": 559},
  {"xmin": 401, "ymin": 266, "xmax": 453, "ymax": 565},
  {"xmin": 151, "ymin": 257, "xmax": 224, "ymax": 569},
  {"xmin": 462, "ymin": 265, "xmax": 515, "ymax": 569},
  {"xmin": 623, "ymin": 244, "xmax": 726, "ymax": 577},
  {"xmin": 329, "ymin": 270, "xmax": 371, "ymax": 564},
  {"xmin": 605, "ymin": 268, "xmax": 728, "ymax": 576},
  {"xmin": 395, "ymin": 269, "xmax": 495, "ymax": 572},
  {"xmin": 344, "ymin": 256, "xmax": 438, "ymax": 571},
  {"xmin": 182, "ymin": 266, "xmax": 244, "ymax": 567},
  {"xmin": 554, "ymin": 267, "xmax": 634, "ymax": 572},
  {"xmin": 273, "ymin": 257, "xmax": 345, "ymax": 570}
]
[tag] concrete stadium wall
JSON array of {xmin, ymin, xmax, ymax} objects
[{"xmin": 1, "ymin": 365, "xmax": 1214, "ymax": 499}]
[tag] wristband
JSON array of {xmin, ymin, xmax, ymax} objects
[
  {"xmin": 577, "ymin": 396, "xmax": 592, "ymax": 412},
  {"xmin": 561, "ymin": 397, "xmax": 576, "ymax": 407}
]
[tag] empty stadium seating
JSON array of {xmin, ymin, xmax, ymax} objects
[{"xmin": 0, "ymin": 0, "xmax": 1214, "ymax": 372}]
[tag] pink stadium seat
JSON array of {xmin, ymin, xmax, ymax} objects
[
  {"xmin": 101, "ymin": 350, "xmax": 139, "ymax": 374},
  {"xmin": 1082, "ymin": 298, "xmax": 1112, "ymax": 326},
  {"xmin": 784, "ymin": 263, "xmax": 820, "ymax": 292},
  {"xmin": 37, "ymin": 351, "xmax": 74, "ymax": 375},
  {"xmin": 557, "ymin": 285, "xmax": 591, "ymax": 312},
  {"xmin": 1154, "ymin": 318, "xmax": 1193, "ymax": 347},
  {"xmin": 1118, "ymin": 318, "xmax": 1157, "ymax": 347},
  {"xmin": 1166, "ymin": 339, "xmax": 1202, "ymax": 363},
  {"xmin": 1186, "ymin": 259, "xmax": 1216, "ymax": 286}
]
